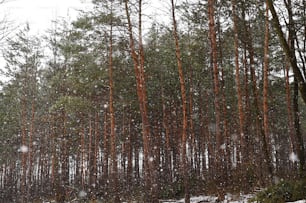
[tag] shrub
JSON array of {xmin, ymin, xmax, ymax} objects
[{"xmin": 249, "ymin": 179, "xmax": 306, "ymax": 203}]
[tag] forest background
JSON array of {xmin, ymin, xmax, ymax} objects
[{"xmin": 0, "ymin": 0, "xmax": 305, "ymax": 202}]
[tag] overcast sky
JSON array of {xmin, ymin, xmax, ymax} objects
[
  {"xmin": 0, "ymin": 0, "xmax": 171, "ymax": 82},
  {"xmin": 0, "ymin": 0, "xmax": 171, "ymax": 34},
  {"xmin": 0, "ymin": 0, "xmax": 92, "ymax": 82},
  {"xmin": 0, "ymin": 0, "xmax": 92, "ymax": 34}
]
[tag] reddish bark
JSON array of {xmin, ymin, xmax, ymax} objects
[{"xmin": 171, "ymin": 0, "xmax": 190, "ymax": 202}]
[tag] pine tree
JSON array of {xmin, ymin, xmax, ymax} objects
[{"xmin": 171, "ymin": 0, "xmax": 190, "ymax": 202}]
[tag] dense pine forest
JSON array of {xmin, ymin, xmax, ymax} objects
[{"xmin": 0, "ymin": 0, "xmax": 305, "ymax": 202}]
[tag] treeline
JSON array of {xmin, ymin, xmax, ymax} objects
[{"xmin": 0, "ymin": 0, "xmax": 305, "ymax": 202}]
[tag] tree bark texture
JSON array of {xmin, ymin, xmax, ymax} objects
[{"xmin": 171, "ymin": 0, "xmax": 190, "ymax": 202}]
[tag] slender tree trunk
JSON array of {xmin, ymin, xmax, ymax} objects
[
  {"xmin": 263, "ymin": 1, "xmax": 274, "ymax": 182},
  {"xmin": 232, "ymin": 0, "xmax": 245, "ymax": 168},
  {"xmin": 80, "ymin": 122, "xmax": 86, "ymax": 189},
  {"xmin": 161, "ymin": 82, "xmax": 172, "ymax": 185},
  {"xmin": 208, "ymin": 0, "xmax": 223, "ymax": 191},
  {"xmin": 283, "ymin": 0, "xmax": 297, "ymax": 165},
  {"xmin": 94, "ymin": 111, "xmax": 100, "ymax": 186},
  {"xmin": 285, "ymin": 0, "xmax": 306, "ymax": 177},
  {"xmin": 88, "ymin": 116, "xmax": 97, "ymax": 199},
  {"xmin": 126, "ymin": 108, "xmax": 133, "ymax": 188},
  {"xmin": 124, "ymin": 0, "xmax": 154, "ymax": 200},
  {"xmin": 285, "ymin": 58, "xmax": 296, "ymax": 155},
  {"xmin": 242, "ymin": 14, "xmax": 274, "ymax": 183},
  {"xmin": 27, "ymin": 99, "xmax": 35, "ymax": 199},
  {"xmin": 103, "ymin": 112, "xmax": 109, "ymax": 186},
  {"xmin": 293, "ymin": 78, "xmax": 305, "ymax": 177},
  {"xmin": 21, "ymin": 92, "xmax": 28, "ymax": 203},
  {"xmin": 108, "ymin": 7, "xmax": 120, "ymax": 201},
  {"xmin": 170, "ymin": 0, "xmax": 190, "ymax": 202},
  {"xmin": 189, "ymin": 71, "xmax": 195, "ymax": 176},
  {"xmin": 267, "ymin": 0, "xmax": 306, "ymax": 103},
  {"xmin": 217, "ymin": 16, "xmax": 229, "ymax": 184},
  {"xmin": 185, "ymin": 28, "xmax": 196, "ymax": 176},
  {"xmin": 243, "ymin": 45, "xmax": 250, "ymax": 165}
]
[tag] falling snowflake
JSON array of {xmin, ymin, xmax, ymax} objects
[
  {"xmin": 149, "ymin": 156, "xmax": 154, "ymax": 162},
  {"xmin": 18, "ymin": 145, "xmax": 28, "ymax": 153},
  {"xmin": 220, "ymin": 143, "xmax": 226, "ymax": 150},
  {"xmin": 78, "ymin": 190, "xmax": 87, "ymax": 198},
  {"xmin": 289, "ymin": 152, "xmax": 299, "ymax": 163}
]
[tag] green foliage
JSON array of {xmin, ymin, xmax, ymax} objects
[
  {"xmin": 50, "ymin": 96, "xmax": 93, "ymax": 114},
  {"xmin": 160, "ymin": 179, "xmax": 185, "ymax": 199},
  {"xmin": 249, "ymin": 180, "xmax": 306, "ymax": 203}
]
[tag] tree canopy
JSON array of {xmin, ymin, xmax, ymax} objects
[{"xmin": 0, "ymin": 0, "xmax": 305, "ymax": 202}]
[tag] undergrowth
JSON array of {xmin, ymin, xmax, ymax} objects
[{"xmin": 249, "ymin": 179, "xmax": 306, "ymax": 203}]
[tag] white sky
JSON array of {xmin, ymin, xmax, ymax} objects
[
  {"xmin": 0, "ymin": 0, "xmax": 170, "ymax": 34},
  {"xmin": 0, "ymin": 0, "xmax": 92, "ymax": 34},
  {"xmin": 0, "ymin": 0, "xmax": 171, "ymax": 82},
  {"xmin": 0, "ymin": 0, "xmax": 93, "ymax": 79}
]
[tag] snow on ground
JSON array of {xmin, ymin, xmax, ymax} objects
[
  {"xmin": 160, "ymin": 194, "xmax": 251, "ymax": 203},
  {"xmin": 159, "ymin": 194, "xmax": 306, "ymax": 203}
]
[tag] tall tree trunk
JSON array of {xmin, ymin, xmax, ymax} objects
[
  {"xmin": 93, "ymin": 112, "xmax": 99, "ymax": 187},
  {"xmin": 21, "ymin": 94, "xmax": 27, "ymax": 203},
  {"xmin": 267, "ymin": 0, "xmax": 306, "ymax": 103},
  {"xmin": 243, "ymin": 14, "xmax": 274, "ymax": 183},
  {"xmin": 293, "ymin": 78, "xmax": 305, "ymax": 177},
  {"xmin": 263, "ymin": 1, "xmax": 274, "ymax": 182},
  {"xmin": 108, "ymin": 7, "xmax": 120, "ymax": 201},
  {"xmin": 103, "ymin": 112, "xmax": 109, "ymax": 186},
  {"xmin": 80, "ymin": 122, "xmax": 86, "ymax": 189},
  {"xmin": 208, "ymin": 0, "xmax": 223, "ymax": 190},
  {"xmin": 285, "ymin": 0, "xmax": 306, "ymax": 177},
  {"xmin": 61, "ymin": 111, "xmax": 69, "ymax": 200},
  {"xmin": 285, "ymin": 58, "xmax": 296, "ymax": 155},
  {"xmin": 232, "ymin": 0, "xmax": 245, "ymax": 169},
  {"xmin": 125, "ymin": 107, "xmax": 133, "ymax": 189},
  {"xmin": 170, "ymin": 0, "xmax": 190, "ymax": 202},
  {"xmin": 161, "ymin": 81, "xmax": 172, "ymax": 185},
  {"xmin": 217, "ymin": 15, "xmax": 229, "ymax": 184},
  {"xmin": 27, "ymin": 99, "xmax": 35, "ymax": 199},
  {"xmin": 124, "ymin": 0, "xmax": 154, "ymax": 200}
]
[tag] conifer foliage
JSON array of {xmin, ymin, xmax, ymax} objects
[{"xmin": 0, "ymin": 0, "xmax": 305, "ymax": 202}]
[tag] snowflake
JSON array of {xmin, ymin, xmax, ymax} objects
[{"xmin": 289, "ymin": 152, "xmax": 299, "ymax": 163}]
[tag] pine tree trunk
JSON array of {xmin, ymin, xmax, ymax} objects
[
  {"xmin": 217, "ymin": 18, "xmax": 229, "ymax": 184},
  {"xmin": 232, "ymin": 0, "xmax": 245, "ymax": 168},
  {"xmin": 21, "ymin": 93, "xmax": 27, "ymax": 203},
  {"xmin": 286, "ymin": 0, "xmax": 306, "ymax": 177},
  {"xmin": 285, "ymin": 59, "xmax": 297, "ymax": 159},
  {"xmin": 103, "ymin": 112, "xmax": 109, "ymax": 186},
  {"xmin": 124, "ymin": 0, "xmax": 154, "ymax": 200},
  {"xmin": 171, "ymin": 0, "xmax": 190, "ymax": 202},
  {"xmin": 28, "ymin": 100, "xmax": 35, "ymax": 199},
  {"xmin": 263, "ymin": 1, "xmax": 274, "ymax": 181},
  {"xmin": 161, "ymin": 84, "xmax": 172, "ymax": 184},
  {"xmin": 108, "ymin": 8, "xmax": 120, "ymax": 201},
  {"xmin": 267, "ymin": 0, "xmax": 306, "ymax": 103},
  {"xmin": 126, "ymin": 108, "xmax": 133, "ymax": 188},
  {"xmin": 61, "ymin": 111, "xmax": 69, "ymax": 198},
  {"xmin": 208, "ymin": 0, "xmax": 222, "ymax": 189}
]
